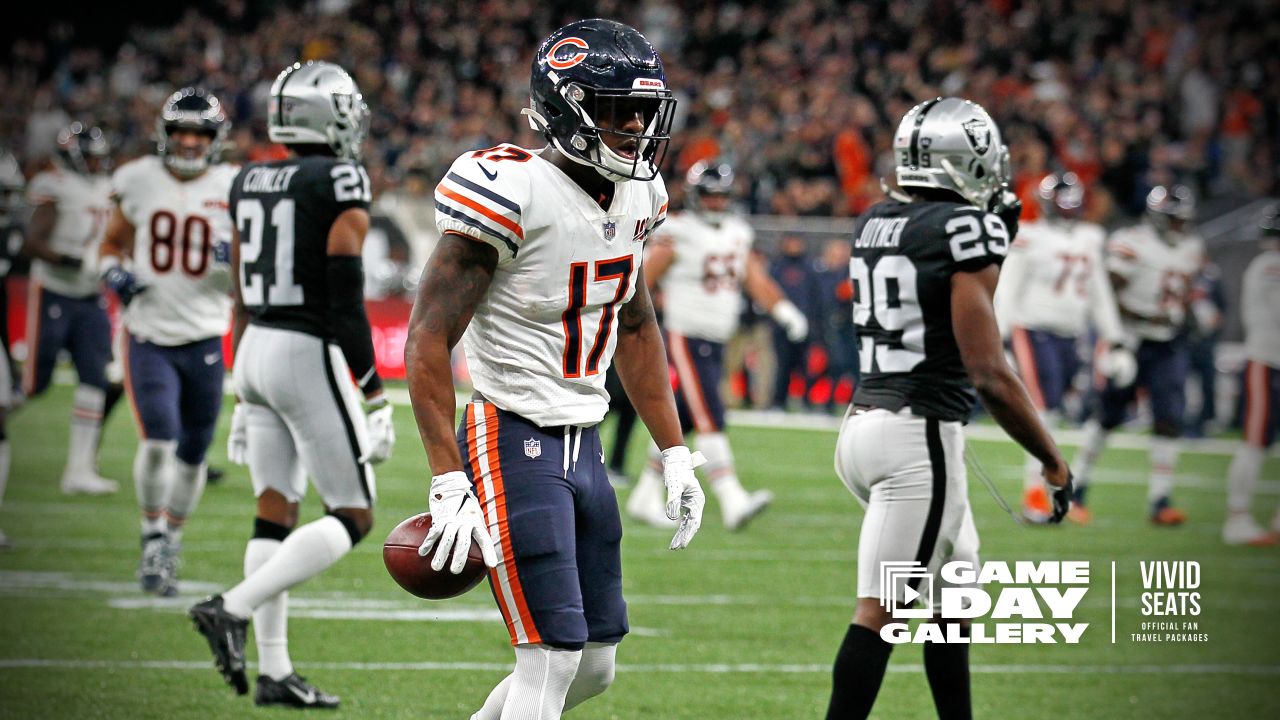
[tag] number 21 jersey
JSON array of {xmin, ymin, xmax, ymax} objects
[
  {"xmin": 850, "ymin": 199, "xmax": 1009, "ymax": 422},
  {"xmin": 435, "ymin": 145, "xmax": 668, "ymax": 428},
  {"xmin": 229, "ymin": 155, "xmax": 372, "ymax": 337}
]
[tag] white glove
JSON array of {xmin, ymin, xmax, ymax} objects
[
  {"xmin": 227, "ymin": 403, "xmax": 248, "ymax": 465},
  {"xmin": 770, "ymin": 300, "xmax": 809, "ymax": 342},
  {"xmin": 418, "ymin": 471, "xmax": 498, "ymax": 573},
  {"xmin": 360, "ymin": 398, "xmax": 395, "ymax": 464},
  {"xmin": 661, "ymin": 446, "xmax": 706, "ymax": 550},
  {"xmin": 1097, "ymin": 345, "xmax": 1138, "ymax": 388}
]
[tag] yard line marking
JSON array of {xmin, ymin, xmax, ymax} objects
[
  {"xmin": 1111, "ymin": 561, "xmax": 1116, "ymax": 644},
  {"xmin": 1, "ymin": 658, "xmax": 1277, "ymax": 675}
]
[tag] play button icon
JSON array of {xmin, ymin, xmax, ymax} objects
[{"xmin": 903, "ymin": 585, "xmax": 921, "ymax": 605}]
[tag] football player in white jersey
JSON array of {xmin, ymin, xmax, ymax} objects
[
  {"xmin": 1071, "ymin": 185, "xmax": 1205, "ymax": 525},
  {"xmin": 20, "ymin": 123, "xmax": 118, "ymax": 495},
  {"xmin": 625, "ymin": 159, "xmax": 806, "ymax": 530},
  {"xmin": 99, "ymin": 88, "xmax": 237, "ymax": 595},
  {"xmin": 994, "ymin": 173, "xmax": 1134, "ymax": 522},
  {"xmin": 406, "ymin": 20, "xmax": 704, "ymax": 720},
  {"xmin": 1223, "ymin": 213, "xmax": 1280, "ymax": 545}
]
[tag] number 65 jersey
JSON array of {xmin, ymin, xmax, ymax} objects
[
  {"xmin": 849, "ymin": 199, "xmax": 1009, "ymax": 422},
  {"xmin": 434, "ymin": 145, "xmax": 668, "ymax": 428},
  {"xmin": 112, "ymin": 156, "xmax": 239, "ymax": 345}
]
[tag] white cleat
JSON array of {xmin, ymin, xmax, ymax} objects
[
  {"xmin": 723, "ymin": 489, "xmax": 774, "ymax": 531},
  {"xmin": 60, "ymin": 473, "xmax": 120, "ymax": 496},
  {"xmin": 626, "ymin": 491, "xmax": 678, "ymax": 529},
  {"xmin": 1222, "ymin": 514, "xmax": 1279, "ymax": 547}
]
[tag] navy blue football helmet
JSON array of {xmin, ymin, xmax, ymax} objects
[
  {"xmin": 55, "ymin": 122, "xmax": 111, "ymax": 175},
  {"xmin": 155, "ymin": 87, "xmax": 228, "ymax": 178},
  {"xmin": 1037, "ymin": 172, "xmax": 1084, "ymax": 219},
  {"xmin": 525, "ymin": 19, "xmax": 676, "ymax": 182},
  {"xmin": 1146, "ymin": 184, "xmax": 1195, "ymax": 232},
  {"xmin": 685, "ymin": 159, "xmax": 735, "ymax": 220}
]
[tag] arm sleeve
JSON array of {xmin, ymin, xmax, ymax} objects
[
  {"xmin": 26, "ymin": 172, "xmax": 60, "ymax": 206},
  {"xmin": 1087, "ymin": 238, "xmax": 1126, "ymax": 345},
  {"xmin": 434, "ymin": 150, "xmax": 527, "ymax": 263},
  {"xmin": 650, "ymin": 173, "xmax": 669, "ymax": 234},
  {"xmin": 1105, "ymin": 230, "xmax": 1140, "ymax": 279},
  {"xmin": 992, "ymin": 242, "xmax": 1028, "ymax": 337},
  {"xmin": 326, "ymin": 255, "xmax": 382, "ymax": 397}
]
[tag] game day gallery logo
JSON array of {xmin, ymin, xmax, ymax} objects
[
  {"xmin": 878, "ymin": 559, "xmax": 1210, "ymax": 645},
  {"xmin": 878, "ymin": 560, "xmax": 1090, "ymax": 644}
]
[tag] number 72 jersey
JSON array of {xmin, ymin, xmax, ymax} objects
[
  {"xmin": 229, "ymin": 155, "xmax": 372, "ymax": 338},
  {"xmin": 434, "ymin": 145, "xmax": 668, "ymax": 428},
  {"xmin": 849, "ymin": 199, "xmax": 1009, "ymax": 422}
]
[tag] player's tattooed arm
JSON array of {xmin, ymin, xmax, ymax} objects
[
  {"xmin": 952, "ymin": 266, "xmax": 1069, "ymax": 487},
  {"xmin": 405, "ymin": 231, "xmax": 497, "ymax": 474},
  {"xmin": 615, "ymin": 269, "xmax": 685, "ymax": 450}
]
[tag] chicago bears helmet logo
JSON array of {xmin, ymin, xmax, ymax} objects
[
  {"xmin": 961, "ymin": 118, "xmax": 991, "ymax": 156},
  {"xmin": 547, "ymin": 37, "xmax": 590, "ymax": 70}
]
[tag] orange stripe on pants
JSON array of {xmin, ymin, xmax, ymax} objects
[
  {"xmin": 121, "ymin": 336, "xmax": 148, "ymax": 439},
  {"xmin": 1011, "ymin": 327, "xmax": 1046, "ymax": 410},
  {"xmin": 469, "ymin": 403, "xmax": 541, "ymax": 646},
  {"xmin": 669, "ymin": 331, "xmax": 716, "ymax": 432}
]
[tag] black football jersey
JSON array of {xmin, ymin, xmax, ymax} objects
[
  {"xmin": 229, "ymin": 155, "xmax": 372, "ymax": 337},
  {"xmin": 849, "ymin": 198, "xmax": 1010, "ymax": 422}
]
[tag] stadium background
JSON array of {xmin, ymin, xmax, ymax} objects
[{"xmin": 1, "ymin": 1, "xmax": 1278, "ymax": 718}]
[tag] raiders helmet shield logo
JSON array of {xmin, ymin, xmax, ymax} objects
[
  {"xmin": 524, "ymin": 438, "xmax": 542, "ymax": 459},
  {"xmin": 961, "ymin": 118, "xmax": 991, "ymax": 156}
]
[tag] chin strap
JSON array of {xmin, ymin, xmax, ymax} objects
[{"xmin": 879, "ymin": 177, "xmax": 914, "ymax": 203}]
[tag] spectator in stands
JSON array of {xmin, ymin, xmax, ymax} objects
[{"xmin": 768, "ymin": 235, "xmax": 820, "ymax": 410}]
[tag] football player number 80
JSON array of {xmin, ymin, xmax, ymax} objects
[{"xmin": 850, "ymin": 256, "xmax": 925, "ymax": 373}]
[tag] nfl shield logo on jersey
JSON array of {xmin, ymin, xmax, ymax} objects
[
  {"xmin": 524, "ymin": 438, "xmax": 542, "ymax": 459},
  {"xmin": 602, "ymin": 221, "xmax": 617, "ymax": 240}
]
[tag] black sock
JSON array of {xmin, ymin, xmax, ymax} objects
[
  {"xmin": 826, "ymin": 624, "xmax": 893, "ymax": 720},
  {"xmin": 924, "ymin": 634, "xmax": 972, "ymax": 720}
]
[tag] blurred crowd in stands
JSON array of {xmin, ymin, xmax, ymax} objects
[
  {"xmin": 2, "ymin": 0, "xmax": 1275, "ymax": 223},
  {"xmin": 0, "ymin": 0, "xmax": 1268, "ymax": 426}
]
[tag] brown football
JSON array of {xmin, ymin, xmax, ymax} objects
[{"xmin": 383, "ymin": 513, "xmax": 488, "ymax": 600}]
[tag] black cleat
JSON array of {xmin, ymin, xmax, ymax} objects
[
  {"xmin": 255, "ymin": 673, "xmax": 340, "ymax": 709},
  {"xmin": 206, "ymin": 465, "xmax": 225, "ymax": 485},
  {"xmin": 188, "ymin": 595, "xmax": 249, "ymax": 694}
]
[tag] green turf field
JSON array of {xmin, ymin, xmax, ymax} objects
[{"xmin": 1, "ymin": 384, "xmax": 1278, "ymax": 719}]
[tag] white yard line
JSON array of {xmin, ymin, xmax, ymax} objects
[{"xmin": 0, "ymin": 657, "xmax": 1276, "ymax": 675}]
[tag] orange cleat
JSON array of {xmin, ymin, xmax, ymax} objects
[
  {"xmin": 1067, "ymin": 503, "xmax": 1092, "ymax": 525},
  {"xmin": 1150, "ymin": 501, "xmax": 1187, "ymax": 527},
  {"xmin": 1022, "ymin": 486, "xmax": 1052, "ymax": 524}
]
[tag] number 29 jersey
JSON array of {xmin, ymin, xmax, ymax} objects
[
  {"xmin": 229, "ymin": 155, "xmax": 372, "ymax": 337},
  {"xmin": 849, "ymin": 199, "xmax": 1009, "ymax": 422},
  {"xmin": 112, "ymin": 156, "xmax": 238, "ymax": 345},
  {"xmin": 435, "ymin": 145, "xmax": 668, "ymax": 428}
]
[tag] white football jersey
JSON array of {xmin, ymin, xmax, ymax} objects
[
  {"xmin": 112, "ymin": 156, "xmax": 238, "ymax": 345},
  {"xmin": 995, "ymin": 219, "xmax": 1122, "ymax": 341},
  {"xmin": 435, "ymin": 145, "xmax": 668, "ymax": 427},
  {"xmin": 1241, "ymin": 248, "xmax": 1280, "ymax": 367},
  {"xmin": 655, "ymin": 211, "xmax": 752, "ymax": 343},
  {"xmin": 1106, "ymin": 222, "xmax": 1204, "ymax": 342},
  {"xmin": 26, "ymin": 167, "xmax": 113, "ymax": 297}
]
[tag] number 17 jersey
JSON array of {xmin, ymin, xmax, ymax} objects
[
  {"xmin": 849, "ymin": 199, "xmax": 1009, "ymax": 422},
  {"xmin": 434, "ymin": 145, "xmax": 668, "ymax": 428}
]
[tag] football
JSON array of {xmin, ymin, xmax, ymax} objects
[{"xmin": 383, "ymin": 513, "xmax": 488, "ymax": 600}]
